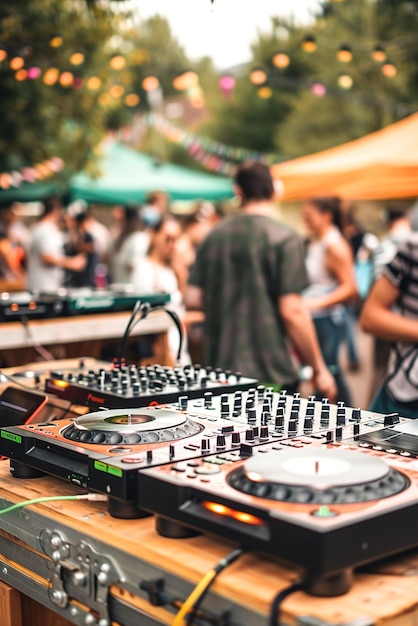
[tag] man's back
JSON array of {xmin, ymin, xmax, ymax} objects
[{"xmin": 189, "ymin": 213, "xmax": 308, "ymax": 383}]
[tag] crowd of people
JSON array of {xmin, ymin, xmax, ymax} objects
[{"xmin": 1, "ymin": 162, "xmax": 417, "ymax": 415}]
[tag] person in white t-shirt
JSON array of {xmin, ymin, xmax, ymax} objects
[
  {"xmin": 132, "ymin": 216, "xmax": 190, "ymax": 365},
  {"xmin": 110, "ymin": 206, "xmax": 149, "ymax": 285},
  {"xmin": 26, "ymin": 197, "xmax": 86, "ymax": 292}
]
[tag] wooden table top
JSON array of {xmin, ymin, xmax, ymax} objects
[{"xmin": 0, "ymin": 459, "xmax": 417, "ymax": 625}]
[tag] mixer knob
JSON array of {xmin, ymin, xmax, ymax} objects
[
  {"xmin": 132, "ymin": 382, "xmax": 140, "ymax": 396},
  {"xmin": 67, "ymin": 373, "xmax": 75, "ymax": 382},
  {"xmin": 353, "ymin": 423, "xmax": 360, "ymax": 439},
  {"xmin": 326, "ymin": 431, "xmax": 333, "ymax": 443},
  {"xmin": 288, "ymin": 420, "xmax": 297, "ymax": 433},
  {"xmin": 245, "ymin": 429, "xmax": 255, "ymax": 442},
  {"xmin": 201, "ymin": 438, "xmax": 210, "ymax": 453},
  {"xmin": 183, "ymin": 365, "xmax": 191, "ymax": 375},
  {"xmin": 351, "ymin": 407, "xmax": 361, "ymax": 422},
  {"xmin": 262, "ymin": 398, "xmax": 271, "ymax": 416},
  {"xmin": 303, "ymin": 417, "xmax": 313, "ymax": 432},
  {"xmin": 177, "ymin": 379, "xmax": 186, "ymax": 391},
  {"xmin": 336, "ymin": 426, "xmax": 343, "ymax": 440},
  {"xmin": 204, "ymin": 392, "xmax": 213, "ymax": 409},
  {"xmin": 231, "ymin": 432, "xmax": 241, "ymax": 445},
  {"xmin": 259, "ymin": 426, "xmax": 269, "ymax": 441},
  {"xmin": 384, "ymin": 412, "xmax": 400, "ymax": 426},
  {"xmin": 225, "ymin": 369, "xmax": 232, "ymax": 380},
  {"xmin": 201, "ymin": 376, "xmax": 209, "ymax": 388},
  {"xmin": 235, "ymin": 371, "xmax": 242, "ymax": 382},
  {"xmin": 240, "ymin": 443, "xmax": 253, "ymax": 456},
  {"xmin": 215, "ymin": 367, "xmax": 222, "ymax": 380},
  {"xmin": 140, "ymin": 377, "xmax": 148, "ymax": 392},
  {"xmin": 121, "ymin": 380, "xmax": 129, "ymax": 391},
  {"xmin": 275, "ymin": 408, "xmax": 285, "ymax": 431},
  {"xmin": 247, "ymin": 408, "xmax": 257, "ymax": 425},
  {"xmin": 216, "ymin": 434, "xmax": 226, "ymax": 449},
  {"xmin": 178, "ymin": 396, "xmax": 188, "ymax": 411},
  {"xmin": 290, "ymin": 409, "xmax": 299, "ymax": 421},
  {"xmin": 257, "ymin": 385, "xmax": 265, "ymax": 401},
  {"xmin": 146, "ymin": 450, "xmax": 153, "ymax": 462},
  {"xmin": 169, "ymin": 444, "xmax": 175, "ymax": 458},
  {"xmin": 320, "ymin": 405, "xmax": 330, "ymax": 424},
  {"xmin": 260, "ymin": 412, "xmax": 269, "ymax": 426},
  {"xmin": 336, "ymin": 401, "xmax": 346, "ymax": 426}
]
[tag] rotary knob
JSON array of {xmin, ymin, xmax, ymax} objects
[
  {"xmin": 259, "ymin": 426, "xmax": 269, "ymax": 441},
  {"xmin": 201, "ymin": 438, "xmax": 210, "ymax": 453},
  {"xmin": 303, "ymin": 416, "xmax": 313, "ymax": 432},
  {"xmin": 245, "ymin": 429, "xmax": 255, "ymax": 442},
  {"xmin": 231, "ymin": 432, "xmax": 241, "ymax": 445},
  {"xmin": 257, "ymin": 385, "xmax": 265, "ymax": 401},
  {"xmin": 288, "ymin": 419, "xmax": 297, "ymax": 433},
  {"xmin": 247, "ymin": 408, "xmax": 257, "ymax": 425},
  {"xmin": 351, "ymin": 407, "xmax": 361, "ymax": 422},
  {"xmin": 275, "ymin": 408, "xmax": 285, "ymax": 431},
  {"xmin": 216, "ymin": 434, "xmax": 226, "ymax": 449}
]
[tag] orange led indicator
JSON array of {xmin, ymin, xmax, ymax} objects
[{"xmin": 202, "ymin": 501, "xmax": 264, "ymax": 526}]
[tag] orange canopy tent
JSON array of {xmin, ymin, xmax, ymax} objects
[{"xmin": 271, "ymin": 113, "xmax": 418, "ymax": 201}]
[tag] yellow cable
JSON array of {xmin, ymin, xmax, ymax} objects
[{"xmin": 171, "ymin": 569, "xmax": 216, "ymax": 626}]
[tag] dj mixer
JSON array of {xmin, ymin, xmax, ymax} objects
[
  {"xmin": 44, "ymin": 363, "xmax": 258, "ymax": 408},
  {"xmin": 0, "ymin": 288, "xmax": 170, "ymax": 321}
]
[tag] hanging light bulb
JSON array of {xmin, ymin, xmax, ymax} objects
[
  {"xmin": 142, "ymin": 76, "xmax": 160, "ymax": 92},
  {"xmin": 125, "ymin": 93, "xmax": 140, "ymax": 107},
  {"xmin": 10, "ymin": 56, "xmax": 24, "ymax": 70},
  {"xmin": 249, "ymin": 67, "xmax": 267, "ymax": 85},
  {"xmin": 382, "ymin": 60, "xmax": 397, "ymax": 77},
  {"xmin": 49, "ymin": 35, "xmax": 63, "ymax": 48},
  {"xmin": 27, "ymin": 66, "xmax": 42, "ymax": 80},
  {"xmin": 86, "ymin": 76, "xmax": 102, "ymax": 90},
  {"xmin": 15, "ymin": 69, "xmax": 27, "ymax": 81},
  {"xmin": 109, "ymin": 84, "xmax": 125, "ymax": 98},
  {"xmin": 272, "ymin": 51, "xmax": 290, "ymax": 69},
  {"xmin": 257, "ymin": 86, "xmax": 273, "ymax": 99},
  {"xmin": 301, "ymin": 35, "xmax": 317, "ymax": 53},
  {"xmin": 337, "ymin": 72, "xmax": 353, "ymax": 89},
  {"xmin": 43, "ymin": 68, "xmax": 59, "ymax": 85},
  {"xmin": 70, "ymin": 52, "xmax": 85, "ymax": 66},
  {"xmin": 0, "ymin": 48, "xmax": 7, "ymax": 62},
  {"xmin": 59, "ymin": 71, "xmax": 74, "ymax": 87},
  {"xmin": 371, "ymin": 44, "xmax": 386, "ymax": 63},
  {"xmin": 110, "ymin": 55, "xmax": 126, "ymax": 70},
  {"xmin": 337, "ymin": 44, "xmax": 352, "ymax": 63}
]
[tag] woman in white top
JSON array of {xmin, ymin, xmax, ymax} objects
[
  {"xmin": 303, "ymin": 196, "xmax": 357, "ymax": 404},
  {"xmin": 111, "ymin": 206, "xmax": 149, "ymax": 285},
  {"xmin": 132, "ymin": 216, "xmax": 191, "ymax": 365}
]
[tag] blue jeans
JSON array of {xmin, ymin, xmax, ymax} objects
[{"xmin": 313, "ymin": 313, "xmax": 352, "ymax": 405}]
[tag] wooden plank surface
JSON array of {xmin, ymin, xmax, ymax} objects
[
  {"xmin": 0, "ymin": 581, "xmax": 22, "ymax": 626},
  {"xmin": 1, "ymin": 462, "xmax": 418, "ymax": 625},
  {"xmin": 0, "ymin": 310, "xmax": 171, "ymax": 349}
]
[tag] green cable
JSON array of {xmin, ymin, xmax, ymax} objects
[{"xmin": 0, "ymin": 495, "xmax": 79, "ymax": 515}]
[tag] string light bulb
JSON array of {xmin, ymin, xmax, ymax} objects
[
  {"xmin": 249, "ymin": 67, "xmax": 267, "ymax": 85},
  {"xmin": 86, "ymin": 76, "xmax": 102, "ymax": 90},
  {"xmin": 0, "ymin": 48, "xmax": 7, "ymax": 62},
  {"xmin": 257, "ymin": 86, "xmax": 273, "ymax": 99},
  {"xmin": 109, "ymin": 55, "xmax": 126, "ymax": 70},
  {"xmin": 59, "ymin": 71, "xmax": 74, "ymax": 87},
  {"xmin": 125, "ymin": 93, "xmax": 140, "ymax": 107},
  {"xmin": 272, "ymin": 51, "xmax": 290, "ymax": 69},
  {"xmin": 43, "ymin": 68, "xmax": 59, "ymax": 85},
  {"xmin": 142, "ymin": 75, "xmax": 160, "ymax": 92},
  {"xmin": 49, "ymin": 35, "xmax": 63, "ymax": 48},
  {"xmin": 371, "ymin": 45, "xmax": 386, "ymax": 63},
  {"xmin": 382, "ymin": 60, "xmax": 397, "ymax": 77},
  {"xmin": 10, "ymin": 56, "xmax": 24, "ymax": 70},
  {"xmin": 70, "ymin": 52, "xmax": 84, "ymax": 65},
  {"xmin": 109, "ymin": 84, "xmax": 125, "ymax": 98},
  {"xmin": 337, "ymin": 44, "xmax": 352, "ymax": 63},
  {"xmin": 15, "ymin": 69, "xmax": 27, "ymax": 81},
  {"xmin": 337, "ymin": 72, "xmax": 353, "ymax": 89},
  {"xmin": 302, "ymin": 35, "xmax": 317, "ymax": 53}
]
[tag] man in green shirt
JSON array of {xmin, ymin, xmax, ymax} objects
[{"xmin": 186, "ymin": 161, "xmax": 335, "ymax": 399}]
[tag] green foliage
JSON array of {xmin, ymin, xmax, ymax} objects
[
  {"xmin": 205, "ymin": 0, "xmax": 418, "ymax": 160},
  {"xmin": 0, "ymin": 0, "xmax": 130, "ymax": 176}
]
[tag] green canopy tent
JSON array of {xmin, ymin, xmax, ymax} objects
[
  {"xmin": 0, "ymin": 180, "xmax": 59, "ymax": 205},
  {"xmin": 70, "ymin": 143, "xmax": 234, "ymax": 204}
]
